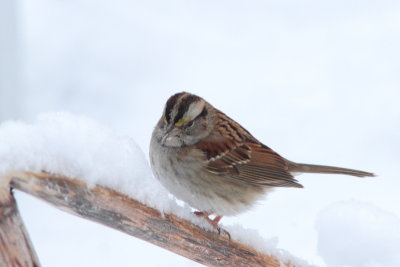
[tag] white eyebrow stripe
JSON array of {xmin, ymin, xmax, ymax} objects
[{"xmin": 184, "ymin": 100, "xmax": 205, "ymax": 120}]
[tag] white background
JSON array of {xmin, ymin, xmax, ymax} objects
[{"xmin": 1, "ymin": 0, "xmax": 400, "ymax": 266}]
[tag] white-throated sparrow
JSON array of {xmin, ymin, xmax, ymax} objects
[{"xmin": 150, "ymin": 92, "xmax": 374, "ymax": 230}]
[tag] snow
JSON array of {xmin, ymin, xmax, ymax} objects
[
  {"xmin": 0, "ymin": 112, "xmax": 182, "ymax": 213},
  {"xmin": 0, "ymin": 112, "xmax": 307, "ymax": 266},
  {"xmin": 316, "ymin": 200, "xmax": 400, "ymax": 267},
  {"xmin": 224, "ymin": 224, "xmax": 310, "ymax": 266}
]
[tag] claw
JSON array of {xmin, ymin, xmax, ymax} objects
[
  {"xmin": 194, "ymin": 211, "xmax": 231, "ymax": 240},
  {"xmin": 217, "ymin": 227, "xmax": 231, "ymax": 240}
]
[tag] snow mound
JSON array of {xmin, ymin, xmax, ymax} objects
[
  {"xmin": 0, "ymin": 112, "xmax": 308, "ymax": 265},
  {"xmin": 0, "ymin": 112, "xmax": 174, "ymax": 211},
  {"xmin": 316, "ymin": 200, "xmax": 400, "ymax": 267},
  {"xmin": 224, "ymin": 224, "xmax": 310, "ymax": 266}
]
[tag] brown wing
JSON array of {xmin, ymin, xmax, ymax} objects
[{"xmin": 194, "ymin": 135, "xmax": 303, "ymax": 188}]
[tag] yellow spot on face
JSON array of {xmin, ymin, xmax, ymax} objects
[{"xmin": 175, "ymin": 117, "xmax": 191, "ymax": 127}]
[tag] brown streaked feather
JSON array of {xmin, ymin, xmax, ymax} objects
[{"xmin": 193, "ymin": 110, "xmax": 303, "ymax": 188}]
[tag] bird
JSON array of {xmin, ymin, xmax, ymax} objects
[{"xmin": 149, "ymin": 92, "xmax": 374, "ymax": 233}]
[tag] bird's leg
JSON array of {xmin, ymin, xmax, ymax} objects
[
  {"xmin": 194, "ymin": 211, "xmax": 230, "ymax": 239},
  {"xmin": 194, "ymin": 211, "xmax": 221, "ymax": 227}
]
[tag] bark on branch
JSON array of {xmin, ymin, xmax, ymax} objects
[
  {"xmin": 0, "ymin": 185, "xmax": 40, "ymax": 267},
  {"xmin": 0, "ymin": 172, "xmax": 300, "ymax": 267}
]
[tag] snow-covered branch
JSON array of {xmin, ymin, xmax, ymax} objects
[
  {"xmin": 0, "ymin": 113, "xmax": 308, "ymax": 266},
  {"xmin": 0, "ymin": 171, "xmax": 298, "ymax": 267}
]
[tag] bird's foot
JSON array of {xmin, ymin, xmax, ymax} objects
[{"xmin": 194, "ymin": 211, "xmax": 231, "ymax": 240}]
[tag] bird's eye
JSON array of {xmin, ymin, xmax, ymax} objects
[{"xmin": 186, "ymin": 120, "xmax": 194, "ymax": 127}]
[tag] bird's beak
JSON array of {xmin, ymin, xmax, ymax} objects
[
  {"xmin": 165, "ymin": 124, "xmax": 174, "ymax": 134},
  {"xmin": 161, "ymin": 124, "xmax": 174, "ymax": 145}
]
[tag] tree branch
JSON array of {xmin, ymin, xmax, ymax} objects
[
  {"xmin": 1, "ymin": 172, "xmax": 301, "ymax": 267},
  {"xmin": 0, "ymin": 185, "xmax": 40, "ymax": 267}
]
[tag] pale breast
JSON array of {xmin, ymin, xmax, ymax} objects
[{"xmin": 150, "ymin": 138, "xmax": 271, "ymax": 216}]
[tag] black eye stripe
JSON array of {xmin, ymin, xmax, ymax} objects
[
  {"xmin": 164, "ymin": 93, "xmax": 207, "ymax": 125},
  {"xmin": 174, "ymin": 94, "xmax": 201, "ymax": 124},
  {"xmin": 198, "ymin": 107, "xmax": 208, "ymax": 118},
  {"xmin": 182, "ymin": 106, "xmax": 208, "ymax": 127},
  {"xmin": 164, "ymin": 92, "xmax": 185, "ymax": 123}
]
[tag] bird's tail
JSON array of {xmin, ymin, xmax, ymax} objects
[{"xmin": 287, "ymin": 161, "xmax": 375, "ymax": 177}]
